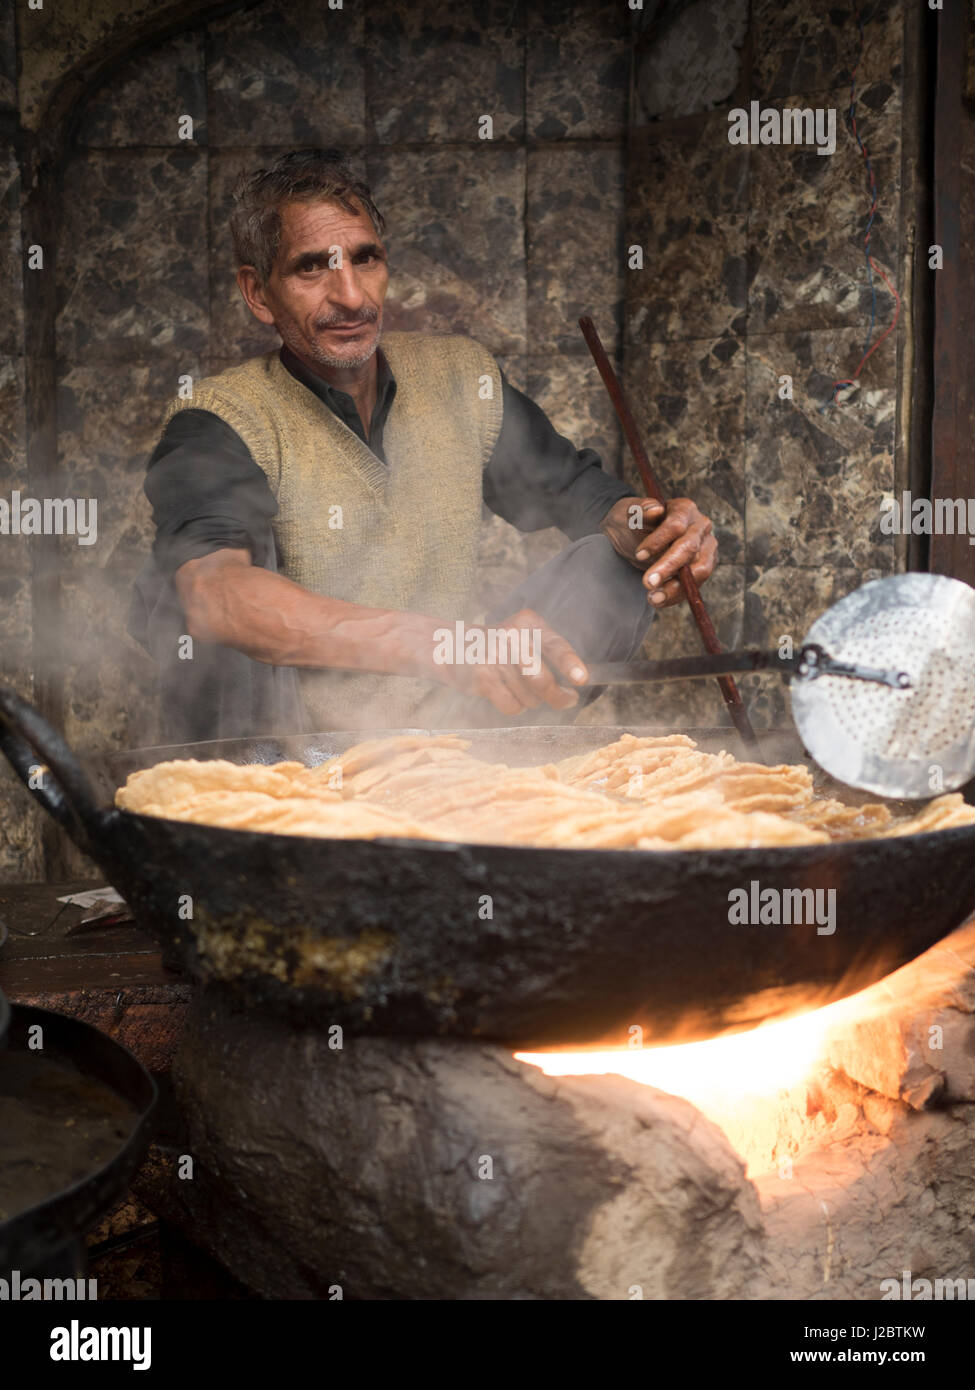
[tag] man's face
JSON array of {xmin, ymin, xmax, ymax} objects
[{"xmin": 240, "ymin": 198, "xmax": 388, "ymax": 370}]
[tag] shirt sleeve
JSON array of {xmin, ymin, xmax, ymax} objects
[
  {"xmin": 482, "ymin": 373, "xmax": 633, "ymax": 540},
  {"xmin": 144, "ymin": 409, "xmax": 279, "ymax": 578}
]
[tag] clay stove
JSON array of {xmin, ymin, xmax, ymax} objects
[{"xmin": 135, "ymin": 920, "xmax": 975, "ymax": 1301}]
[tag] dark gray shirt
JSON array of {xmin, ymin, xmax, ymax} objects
[{"xmin": 144, "ymin": 343, "xmax": 632, "ymax": 577}]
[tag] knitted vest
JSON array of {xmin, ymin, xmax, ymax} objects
[{"xmin": 167, "ymin": 333, "xmax": 504, "ymax": 730}]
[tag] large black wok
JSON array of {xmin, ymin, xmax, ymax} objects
[{"xmin": 2, "ymin": 682, "xmax": 975, "ymax": 1047}]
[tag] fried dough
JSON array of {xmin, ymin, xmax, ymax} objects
[{"xmin": 116, "ymin": 733, "xmax": 975, "ymax": 847}]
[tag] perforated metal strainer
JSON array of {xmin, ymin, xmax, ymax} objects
[
  {"xmin": 789, "ymin": 573, "xmax": 975, "ymax": 799},
  {"xmin": 577, "ymin": 573, "xmax": 975, "ymax": 799}
]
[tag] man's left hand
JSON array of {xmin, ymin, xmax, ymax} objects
[{"xmin": 600, "ymin": 495, "xmax": 718, "ymax": 609}]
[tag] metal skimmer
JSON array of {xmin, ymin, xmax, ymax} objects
[
  {"xmin": 789, "ymin": 573, "xmax": 975, "ymax": 798},
  {"xmin": 576, "ymin": 574, "xmax": 975, "ymax": 799}
]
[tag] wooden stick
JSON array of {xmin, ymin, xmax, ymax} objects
[{"xmin": 579, "ymin": 316, "xmax": 760, "ymax": 752}]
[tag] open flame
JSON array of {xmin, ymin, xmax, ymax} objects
[
  {"xmin": 518, "ymin": 1001, "xmax": 841, "ymax": 1102},
  {"xmin": 515, "ymin": 923, "xmax": 975, "ymax": 1177},
  {"xmin": 515, "ymin": 988, "xmax": 882, "ymax": 1176}
]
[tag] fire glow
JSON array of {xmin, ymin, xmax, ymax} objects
[{"xmin": 515, "ymin": 989, "xmax": 877, "ymax": 1176}]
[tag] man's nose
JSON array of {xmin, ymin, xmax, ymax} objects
[{"xmin": 326, "ymin": 260, "xmax": 367, "ymax": 312}]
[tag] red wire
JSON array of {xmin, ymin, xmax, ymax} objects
[{"xmin": 831, "ymin": 256, "xmax": 901, "ymax": 396}]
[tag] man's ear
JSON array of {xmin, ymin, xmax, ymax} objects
[{"xmin": 236, "ymin": 266, "xmax": 276, "ymax": 325}]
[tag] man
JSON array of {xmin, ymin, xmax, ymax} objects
[{"xmin": 131, "ymin": 149, "xmax": 717, "ymax": 740}]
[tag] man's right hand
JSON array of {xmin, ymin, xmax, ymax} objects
[{"xmin": 418, "ymin": 607, "xmax": 590, "ymax": 716}]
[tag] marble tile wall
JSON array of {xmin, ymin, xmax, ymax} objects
[
  {"xmin": 622, "ymin": 0, "xmax": 907, "ymax": 732},
  {"xmin": 54, "ymin": 142, "xmax": 210, "ymax": 814},
  {"xmin": 0, "ymin": 354, "xmax": 46, "ymax": 881},
  {"xmin": 43, "ymin": 0, "xmax": 632, "ymax": 833},
  {"xmin": 0, "ymin": 82, "xmax": 44, "ymax": 877},
  {"xmin": 3, "ymin": 0, "xmax": 916, "ymax": 878}
]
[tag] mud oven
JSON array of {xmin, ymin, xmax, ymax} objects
[{"xmin": 130, "ymin": 919, "xmax": 975, "ymax": 1303}]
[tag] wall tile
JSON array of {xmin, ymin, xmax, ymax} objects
[
  {"xmin": 0, "ymin": 650, "xmax": 37, "ymax": 865},
  {"xmin": 0, "ymin": 389, "xmax": 35, "ymax": 884},
  {"xmin": 14, "ymin": 0, "xmax": 220, "ymax": 133},
  {"xmin": 370, "ymin": 146, "xmax": 526, "ymax": 355},
  {"xmin": 57, "ymin": 149, "xmax": 208, "ymax": 362},
  {"xmin": 58, "ymin": 564, "xmax": 161, "ymax": 754},
  {"xmin": 626, "ymin": 115, "xmax": 748, "ymax": 343},
  {"xmin": 0, "ymin": 356, "xmax": 40, "ymax": 879},
  {"xmin": 0, "ymin": 152, "xmax": 23, "ymax": 358},
  {"xmin": 744, "ymin": 562, "xmax": 885, "ymax": 727},
  {"xmin": 527, "ymin": 0, "xmax": 628, "ymax": 140},
  {"xmin": 633, "ymin": 0, "xmax": 748, "ymax": 123},
  {"xmin": 75, "ymin": 31, "xmax": 207, "ymax": 146},
  {"xmin": 207, "ymin": 0, "xmax": 364, "ymax": 147},
  {"xmin": 207, "ymin": 149, "xmax": 279, "ymax": 359},
  {"xmin": 747, "ymin": 82, "xmax": 901, "ymax": 333},
  {"xmin": 495, "ymin": 352, "xmax": 528, "ymax": 393},
  {"xmin": 0, "ymin": 355, "xmax": 36, "ymax": 880},
  {"xmin": 745, "ymin": 326, "xmax": 897, "ymax": 572},
  {"xmin": 751, "ymin": 0, "xmax": 903, "ymax": 102},
  {"xmin": 56, "ymin": 359, "xmax": 201, "ymax": 551},
  {"xmin": 365, "ymin": 0, "xmax": 523, "ymax": 144},
  {"xmin": 0, "ymin": 0, "xmax": 16, "ymax": 111},
  {"xmin": 0, "ymin": 810, "xmax": 46, "ymax": 887},
  {"xmin": 527, "ymin": 145, "xmax": 625, "ymax": 354},
  {"xmin": 0, "ymin": 724, "xmax": 46, "ymax": 885},
  {"xmin": 0, "ymin": 564, "xmax": 31, "ymax": 680},
  {"xmin": 527, "ymin": 353, "xmax": 624, "ymax": 479},
  {"xmin": 622, "ymin": 334, "xmax": 746, "ymax": 561},
  {"xmin": 0, "ymin": 356, "xmax": 27, "ymax": 501},
  {"xmin": 0, "ymin": 354, "xmax": 33, "ymax": 883},
  {"xmin": 55, "ymin": 358, "xmax": 206, "ymax": 755}
]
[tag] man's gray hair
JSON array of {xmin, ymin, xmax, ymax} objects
[{"xmin": 230, "ymin": 149, "xmax": 386, "ymax": 283}]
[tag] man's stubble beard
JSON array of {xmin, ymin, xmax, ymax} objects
[{"xmin": 279, "ymin": 312, "xmax": 383, "ymax": 371}]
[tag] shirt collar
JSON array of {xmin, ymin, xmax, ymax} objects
[{"xmin": 279, "ymin": 343, "xmax": 396, "ymax": 414}]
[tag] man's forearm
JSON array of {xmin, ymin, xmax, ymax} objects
[
  {"xmin": 175, "ymin": 551, "xmax": 439, "ymax": 676},
  {"xmin": 174, "ymin": 548, "xmax": 592, "ymax": 715}
]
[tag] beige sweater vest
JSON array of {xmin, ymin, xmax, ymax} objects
[{"xmin": 168, "ymin": 332, "xmax": 504, "ymax": 730}]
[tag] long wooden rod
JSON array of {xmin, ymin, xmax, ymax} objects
[{"xmin": 579, "ymin": 316, "xmax": 760, "ymax": 752}]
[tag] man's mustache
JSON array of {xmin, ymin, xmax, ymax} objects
[{"xmin": 313, "ymin": 311, "xmax": 379, "ymax": 330}]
